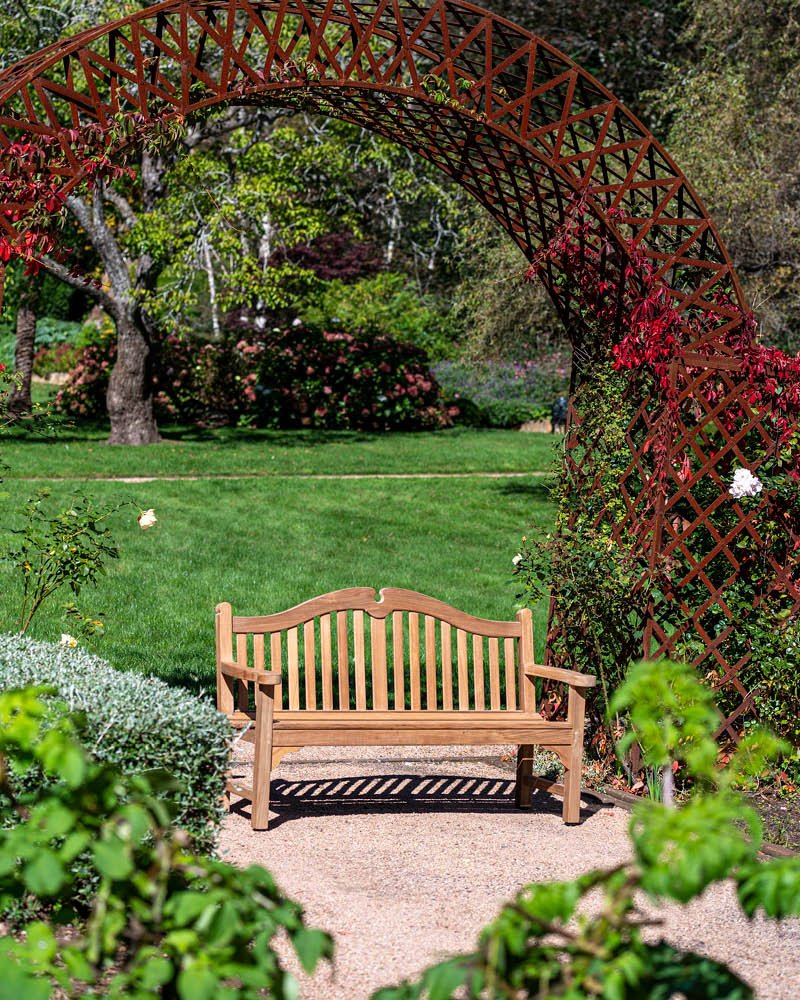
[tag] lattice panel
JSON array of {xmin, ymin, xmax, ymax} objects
[{"xmin": 1, "ymin": 1, "xmax": 797, "ymax": 733}]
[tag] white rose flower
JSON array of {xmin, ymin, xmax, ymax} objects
[
  {"xmin": 512, "ymin": 553, "xmax": 523, "ymax": 566},
  {"xmin": 729, "ymin": 468, "xmax": 763, "ymax": 500},
  {"xmin": 138, "ymin": 508, "xmax": 157, "ymax": 529},
  {"xmin": 60, "ymin": 633, "xmax": 78, "ymax": 648}
]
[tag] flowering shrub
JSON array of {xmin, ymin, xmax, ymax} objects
[
  {"xmin": 55, "ymin": 325, "xmax": 454, "ymax": 430},
  {"xmin": 433, "ymin": 356, "xmax": 570, "ymax": 427},
  {"xmin": 152, "ymin": 333, "xmax": 262, "ymax": 426},
  {"xmin": 33, "ymin": 340, "xmax": 81, "ymax": 376},
  {"xmin": 256, "ymin": 324, "xmax": 454, "ymax": 430},
  {"xmin": 53, "ymin": 342, "xmax": 112, "ymax": 418}
]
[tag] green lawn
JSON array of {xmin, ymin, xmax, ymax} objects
[
  {"xmin": 2, "ymin": 423, "xmax": 561, "ymax": 478},
  {"xmin": 0, "ymin": 429, "xmax": 556, "ymax": 696}
]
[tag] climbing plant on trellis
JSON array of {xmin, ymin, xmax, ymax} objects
[{"xmin": 0, "ymin": 0, "xmax": 797, "ymax": 737}]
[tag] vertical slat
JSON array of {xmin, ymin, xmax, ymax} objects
[
  {"xmin": 370, "ymin": 616, "xmax": 388, "ymax": 709},
  {"xmin": 236, "ymin": 633, "xmax": 249, "ymax": 710},
  {"xmin": 304, "ymin": 620, "xmax": 317, "ymax": 710},
  {"xmin": 440, "ymin": 621, "xmax": 453, "ymax": 710},
  {"xmin": 269, "ymin": 632, "xmax": 282, "ymax": 707},
  {"xmin": 489, "ymin": 637, "xmax": 501, "ymax": 710},
  {"xmin": 354, "ymin": 610, "xmax": 367, "ymax": 710},
  {"xmin": 320, "ymin": 613, "xmax": 333, "ymax": 710},
  {"xmin": 409, "ymin": 612, "xmax": 421, "ymax": 710},
  {"xmin": 215, "ymin": 603, "xmax": 235, "ymax": 716},
  {"xmin": 392, "ymin": 611, "xmax": 405, "ymax": 711},
  {"xmin": 472, "ymin": 634, "xmax": 485, "ymax": 710},
  {"xmin": 337, "ymin": 611, "xmax": 350, "ymax": 710},
  {"xmin": 456, "ymin": 629, "xmax": 469, "ymax": 709},
  {"xmin": 287, "ymin": 627, "xmax": 300, "ymax": 710},
  {"xmin": 424, "ymin": 615, "xmax": 437, "ymax": 711},
  {"xmin": 253, "ymin": 633, "xmax": 264, "ymax": 671},
  {"xmin": 504, "ymin": 637, "xmax": 517, "ymax": 710},
  {"xmin": 516, "ymin": 608, "xmax": 536, "ymax": 713}
]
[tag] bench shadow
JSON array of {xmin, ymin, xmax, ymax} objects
[{"xmin": 229, "ymin": 772, "xmax": 613, "ymax": 830}]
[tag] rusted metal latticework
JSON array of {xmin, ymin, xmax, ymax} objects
[{"xmin": 1, "ymin": 1, "xmax": 797, "ymax": 735}]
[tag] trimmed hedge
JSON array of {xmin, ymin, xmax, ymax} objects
[{"xmin": 0, "ymin": 634, "xmax": 231, "ymax": 853}]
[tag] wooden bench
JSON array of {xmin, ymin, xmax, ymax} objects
[{"xmin": 215, "ymin": 588, "xmax": 596, "ymax": 830}]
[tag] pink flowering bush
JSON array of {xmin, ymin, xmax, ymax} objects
[
  {"xmin": 256, "ymin": 324, "xmax": 454, "ymax": 430},
  {"xmin": 153, "ymin": 333, "xmax": 263, "ymax": 426},
  {"xmin": 33, "ymin": 340, "xmax": 81, "ymax": 377},
  {"xmin": 53, "ymin": 342, "xmax": 112, "ymax": 418},
  {"xmin": 55, "ymin": 325, "xmax": 454, "ymax": 430}
]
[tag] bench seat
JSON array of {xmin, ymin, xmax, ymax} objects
[
  {"xmin": 236, "ymin": 710, "xmax": 575, "ymax": 746},
  {"xmin": 216, "ymin": 587, "xmax": 595, "ymax": 829}
]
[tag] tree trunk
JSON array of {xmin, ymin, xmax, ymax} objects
[
  {"xmin": 106, "ymin": 310, "xmax": 160, "ymax": 444},
  {"xmin": 7, "ymin": 288, "xmax": 36, "ymax": 418}
]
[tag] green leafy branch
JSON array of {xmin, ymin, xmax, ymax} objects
[
  {"xmin": 0, "ymin": 686, "xmax": 332, "ymax": 998},
  {"xmin": 375, "ymin": 660, "xmax": 800, "ymax": 1000},
  {"xmin": 4, "ymin": 491, "xmax": 145, "ymax": 634}
]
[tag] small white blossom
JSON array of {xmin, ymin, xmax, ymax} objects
[
  {"xmin": 512, "ymin": 553, "xmax": 523, "ymax": 566},
  {"xmin": 729, "ymin": 468, "xmax": 763, "ymax": 500},
  {"xmin": 138, "ymin": 508, "xmax": 157, "ymax": 529},
  {"xmin": 60, "ymin": 633, "xmax": 78, "ymax": 648}
]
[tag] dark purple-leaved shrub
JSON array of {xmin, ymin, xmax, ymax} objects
[{"xmin": 273, "ymin": 230, "xmax": 384, "ymax": 284}]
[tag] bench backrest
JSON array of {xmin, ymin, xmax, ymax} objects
[{"xmin": 217, "ymin": 588, "xmax": 535, "ymax": 714}]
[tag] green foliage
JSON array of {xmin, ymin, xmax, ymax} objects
[
  {"xmin": 0, "ymin": 685, "xmax": 331, "ymax": 997},
  {"xmin": 656, "ymin": 0, "xmax": 800, "ymax": 352},
  {"xmin": 513, "ymin": 364, "xmax": 655, "ymax": 729},
  {"xmin": 3, "ymin": 490, "xmax": 128, "ymax": 633},
  {"xmin": 0, "ymin": 633, "xmax": 231, "ymax": 854},
  {"xmin": 300, "ymin": 272, "xmax": 458, "ymax": 360},
  {"xmin": 376, "ymin": 660, "xmax": 800, "ymax": 1000},
  {"xmin": 734, "ymin": 606, "xmax": 800, "ymax": 750},
  {"xmin": 451, "ymin": 211, "xmax": 562, "ymax": 362},
  {"xmin": 433, "ymin": 358, "xmax": 570, "ymax": 427},
  {"xmin": 609, "ymin": 660, "xmax": 721, "ymax": 780}
]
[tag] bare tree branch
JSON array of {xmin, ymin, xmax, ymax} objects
[
  {"xmin": 103, "ymin": 186, "xmax": 138, "ymax": 229},
  {"xmin": 38, "ymin": 254, "xmax": 115, "ymax": 314}
]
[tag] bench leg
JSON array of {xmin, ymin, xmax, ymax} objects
[
  {"xmin": 251, "ymin": 682, "xmax": 276, "ymax": 831},
  {"xmin": 515, "ymin": 744, "xmax": 534, "ymax": 808},
  {"xmin": 561, "ymin": 747, "xmax": 582, "ymax": 824},
  {"xmin": 562, "ymin": 686, "xmax": 587, "ymax": 824}
]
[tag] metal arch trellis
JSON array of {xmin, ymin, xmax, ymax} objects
[{"xmin": 0, "ymin": 0, "xmax": 797, "ymax": 737}]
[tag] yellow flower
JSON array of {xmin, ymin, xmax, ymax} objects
[
  {"xmin": 60, "ymin": 633, "xmax": 78, "ymax": 648},
  {"xmin": 137, "ymin": 508, "xmax": 157, "ymax": 529}
]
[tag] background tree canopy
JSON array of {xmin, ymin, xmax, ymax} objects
[{"xmin": 1, "ymin": 0, "xmax": 798, "ymax": 434}]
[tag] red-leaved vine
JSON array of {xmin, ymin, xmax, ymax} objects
[
  {"xmin": 0, "ymin": 113, "xmax": 182, "ymax": 291},
  {"xmin": 527, "ymin": 192, "xmax": 800, "ymax": 475}
]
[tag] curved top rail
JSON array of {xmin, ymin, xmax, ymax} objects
[
  {"xmin": 231, "ymin": 587, "xmax": 378, "ymax": 631},
  {"xmin": 230, "ymin": 586, "xmax": 521, "ymax": 637},
  {"xmin": 0, "ymin": 0, "xmax": 746, "ymax": 341}
]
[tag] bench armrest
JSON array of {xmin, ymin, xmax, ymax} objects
[
  {"xmin": 521, "ymin": 660, "xmax": 596, "ymax": 688},
  {"xmin": 219, "ymin": 659, "xmax": 282, "ymax": 685}
]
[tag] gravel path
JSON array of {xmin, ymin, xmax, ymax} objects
[{"xmin": 218, "ymin": 745, "xmax": 800, "ymax": 999}]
